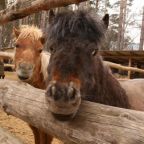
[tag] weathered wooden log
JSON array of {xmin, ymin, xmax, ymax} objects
[
  {"xmin": 0, "ymin": 127, "xmax": 23, "ymax": 144},
  {"xmin": 0, "ymin": 79, "xmax": 144, "ymax": 144},
  {"xmin": 105, "ymin": 61, "xmax": 144, "ymax": 74},
  {"xmin": 0, "ymin": 0, "xmax": 87, "ymax": 24}
]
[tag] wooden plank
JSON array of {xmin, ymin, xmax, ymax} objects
[
  {"xmin": 105, "ymin": 61, "xmax": 144, "ymax": 73},
  {"xmin": 0, "ymin": 80, "xmax": 144, "ymax": 144},
  {"xmin": 0, "ymin": 52, "xmax": 14, "ymax": 59}
]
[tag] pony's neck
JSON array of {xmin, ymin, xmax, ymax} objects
[
  {"xmin": 83, "ymin": 55, "xmax": 130, "ymax": 109},
  {"xmin": 28, "ymin": 52, "xmax": 50, "ymax": 89},
  {"xmin": 30, "ymin": 57, "xmax": 46, "ymax": 89}
]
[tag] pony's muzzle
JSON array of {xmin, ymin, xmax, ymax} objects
[
  {"xmin": 46, "ymin": 81, "xmax": 80, "ymax": 102},
  {"xmin": 19, "ymin": 62, "xmax": 34, "ymax": 71},
  {"xmin": 45, "ymin": 81, "xmax": 81, "ymax": 120},
  {"xmin": 17, "ymin": 62, "xmax": 34, "ymax": 81}
]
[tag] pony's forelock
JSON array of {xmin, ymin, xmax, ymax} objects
[
  {"xmin": 48, "ymin": 10, "xmax": 105, "ymax": 45},
  {"xmin": 18, "ymin": 25, "xmax": 43, "ymax": 42}
]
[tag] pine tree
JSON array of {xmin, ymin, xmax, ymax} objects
[
  {"xmin": 102, "ymin": 0, "xmax": 134, "ymax": 50},
  {"xmin": 139, "ymin": 7, "xmax": 144, "ymax": 50}
]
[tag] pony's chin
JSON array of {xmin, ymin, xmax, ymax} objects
[
  {"xmin": 46, "ymin": 97, "xmax": 81, "ymax": 121},
  {"xmin": 18, "ymin": 75, "xmax": 30, "ymax": 81},
  {"xmin": 16, "ymin": 69, "xmax": 33, "ymax": 81},
  {"xmin": 52, "ymin": 113, "xmax": 76, "ymax": 121}
]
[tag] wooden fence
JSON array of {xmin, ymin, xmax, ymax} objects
[
  {"xmin": 0, "ymin": 79, "xmax": 144, "ymax": 144},
  {"xmin": 1, "ymin": 51, "xmax": 144, "ymax": 76}
]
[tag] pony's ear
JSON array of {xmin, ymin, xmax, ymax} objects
[
  {"xmin": 40, "ymin": 36, "xmax": 45, "ymax": 45},
  {"xmin": 13, "ymin": 27, "xmax": 20, "ymax": 38},
  {"xmin": 49, "ymin": 9, "xmax": 55, "ymax": 23},
  {"xmin": 102, "ymin": 14, "xmax": 109, "ymax": 28}
]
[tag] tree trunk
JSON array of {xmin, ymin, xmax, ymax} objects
[
  {"xmin": 0, "ymin": 0, "xmax": 6, "ymax": 49},
  {"xmin": 121, "ymin": 0, "xmax": 127, "ymax": 50},
  {"xmin": 40, "ymin": 11, "xmax": 47, "ymax": 31},
  {"xmin": 117, "ymin": 0, "xmax": 126, "ymax": 50},
  {"xmin": 139, "ymin": 7, "xmax": 144, "ymax": 51},
  {"xmin": 95, "ymin": 0, "xmax": 99, "ymax": 12},
  {"xmin": 1, "ymin": 80, "xmax": 144, "ymax": 144}
]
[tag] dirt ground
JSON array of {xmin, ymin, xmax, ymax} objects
[{"xmin": 0, "ymin": 72, "xmax": 62, "ymax": 144}]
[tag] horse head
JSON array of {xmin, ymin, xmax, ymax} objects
[
  {"xmin": 13, "ymin": 25, "xmax": 45, "ymax": 82},
  {"xmin": 45, "ymin": 10, "xmax": 109, "ymax": 121}
]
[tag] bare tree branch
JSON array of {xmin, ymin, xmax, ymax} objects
[{"xmin": 0, "ymin": 0, "xmax": 87, "ymax": 25}]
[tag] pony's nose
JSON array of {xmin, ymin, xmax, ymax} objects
[
  {"xmin": 19, "ymin": 63, "xmax": 33, "ymax": 70},
  {"xmin": 46, "ymin": 82, "xmax": 79, "ymax": 102}
]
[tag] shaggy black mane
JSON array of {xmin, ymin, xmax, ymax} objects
[{"xmin": 48, "ymin": 10, "xmax": 105, "ymax": 43}]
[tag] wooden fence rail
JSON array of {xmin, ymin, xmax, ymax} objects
[
  {"xmin": 0, "ymin": 0, "xmax": 87, "ymax": 24},
  {"xmin": 0, "ymin": 79, "xmax": 144, "ymax": 144},
  {"xmin": 1, "ymin": 51, "xmax": 144, "ymax": 75},
  {"xmin": 105, "ymin": 61, "xmax": 144, "ymax": 74},
  {"xmin": 0, "ymin": 52, "xmax": 14, "ymax": 59}
]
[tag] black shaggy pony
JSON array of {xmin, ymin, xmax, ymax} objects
[{"xmin": 45, "ymin": 10, "xmax": 130, "ymax": 120}]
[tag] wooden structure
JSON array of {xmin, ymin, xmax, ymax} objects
[
  {"xmin": 1, "ymin": 49, "xmax": 144, "ymax": 75},
  {"xmin": 1, "ymin": 47, "xmax": 14, "ymax": 53},
  {"xmin": 0, "ymin": 51, "xmax": 14, "ymax": 71},
  {"xmin": 100, "ymin": 50, "xmax": 144, "ymax": 78},
  {"xmin": 1, "ymin": 79, "xmax": 144, "ymax": 144}
]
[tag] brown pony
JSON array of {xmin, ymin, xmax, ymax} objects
[
  {"xmin": 45, "ymin": 10, "xmax": 144, "ymax": 121},
  {"xmin": 13, "ymin": 25, "xmax": 52, "ymax": 144}
]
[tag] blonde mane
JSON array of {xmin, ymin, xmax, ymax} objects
[
  {"xmin": 18, "ymin": 25, "xmax": 43, "ymax": 42},
  {"xmin": 41, "ymin": 51, "xmax": 50, "ymax": 81}
]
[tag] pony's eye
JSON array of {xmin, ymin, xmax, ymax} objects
[
  {"xmin": 39, "ymin": 49, "xmax": 42, "ymax": 53},
  {"xmin": 49, "ymin": 46, "xmax": 55, "ymax": 53},
  {"xmin": 92, "ymin": 49, "xmax": 97, "ymax": 56},
  {"xmin": 15, "ymin": 44, "xmax": 20, "ymax": 48}
]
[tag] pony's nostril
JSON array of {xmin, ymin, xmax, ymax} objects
[
  {"xmin": 19, "ymin": 63, "xmax": 33, "ymax": 70},
  {"xmin": 19, "ymin": 63, "xmax": 24, "ymax": 69},
  {"xmin": 47, "ymin": 85, "xmax": 61, "ymax": 101},
  {"xmin": 68, "ymin": 87, "xmax": 76, "ymax": 100},
  {"xmin": 28, "ymin": 65, "xmax": 33, "ymax": 70},
  {"xmin": 51, "ymin": 86, "xmax": 56, "ymax": 96}
]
